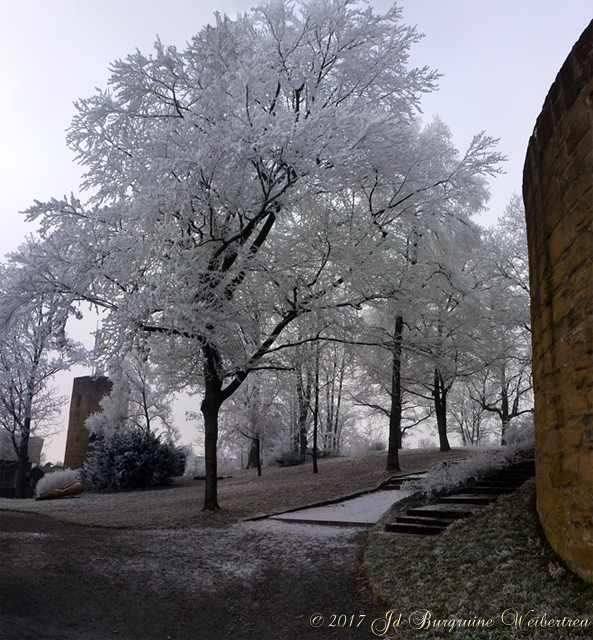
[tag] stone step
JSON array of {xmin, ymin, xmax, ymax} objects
[
  {"xmin": 482, "ymin": 471, "xmax": 533, "ymax": 479},
  {"xmin": 503, "ymin": 466, "xmax": 535, "ymax": 473},
  {"xmin": 439, "ymin": 494, "xmax": 499, "ymax": 506},
  {"xmin": 489, "ymin": 466, "xmax": 534, "ymax": 472},
  {"xmin": 406, "ymin": 504, "xmax": 478, "ymax": 520},
  {"xmin": 380, "ymin": 474, "xmax": 425, "ymax": 490},
  {"xmin": 500, "ymin": 459, "xmax": 535, "ymax": 467},
  {"xmin": 382, "ymin": 460, "xmax": 536, "ymax": 537},
  {"xmin": 395, "ymin": 514, "xmax": 456, "ymax": 527},
  {"xmin": 458, "ymin": 486, "xmax": 513, "ymax": 495},
  {"xmin": 384, "ymin": 522, "xmax": 445, "ymax": 536},
  {"xmin": 490, "ymin": 468, "xmax": 534, "ymax": 475},
  {"xmin": 473, "ymin": 479, "xmax": 527, "ymax": 487},
  {"xmin": 481, "ymin": 478, "xmax": 531, "ymax": 487}
]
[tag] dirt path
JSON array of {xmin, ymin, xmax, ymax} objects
[{"xmin": 0, "ymin": 511, "xmax": 388, "ymax": 640}]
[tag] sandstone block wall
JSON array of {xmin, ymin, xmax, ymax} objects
[
  {"xmin": 63, "ymin": 376, "xmax": 112, "ymax": 470},
  {"xmin": 523, "ymin": 20, "xmax": 593, "ymax": 582}
]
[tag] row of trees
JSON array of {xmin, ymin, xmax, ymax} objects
[
  {"xmin": 0, "ymin": 0, "xmax": 530, "ymax": 508},
  {"xmin": 209, "ymin": 194, "xmax": 532, "ymax": 469}
]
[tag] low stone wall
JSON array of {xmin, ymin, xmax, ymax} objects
[{"xmin": 523, "ymin": 20, "xmax": 593, "ymax": 581}]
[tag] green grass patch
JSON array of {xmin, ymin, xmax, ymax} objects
[{"xmin": 364, "ymin": 480, "xmax": 592, "ymax": 639}]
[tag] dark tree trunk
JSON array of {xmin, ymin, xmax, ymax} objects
[
  {"xmin": 14, "ymin": 416, "xmax": 31, "ymax": 499},
  {"xmin": 501, "ymin": 418, "xmax": 510, "ymax": 446},
  {"xmin": 247, "ymin": 437, "xmax": 262, "ymax": 476},
  {"xmin": 434, "ymin": 368, "xmax": 451, "ymax": 452},
  {"xmin": 500, "ymin": 385, "xmax": 509, "ymax": 445},
  {"xmin": 313, "ymin": 346, "xmax": 320, "ymax": 474},
  {"xmin": 201, "ymin": 345, "xmax": 223, "ymax": 511},
  {"xmin": 386, "ymin": 315, "xmax": 403, "ymax": 472},
  {"xmin": 296, "ymin": 370, "xmax": 311, "ymax": 457},
  {"xmin": 329, "ymin": 352, "xmax": 346, "ymax": 454},
  {"xmin": 253, "ymin": 437, "xmax": 262, "ymax": 477},
  {"xmin": 312, "ymin": 413, "xmax": 319, "ymax": 474}
]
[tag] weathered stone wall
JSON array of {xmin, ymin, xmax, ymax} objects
[
  {"xmin": 523, "ymin": 20, "xmax": 593, "ymax": 582},
  {"xmin": 63, "ymin": 376, "xmax": 112, "ymax": 470}
]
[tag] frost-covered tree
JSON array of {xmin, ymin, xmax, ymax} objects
[
  {"xmin": 352, "ymin": 305, "xmax": 428, "ymax": 462},
  {"xmin": 448, "ymin": 384, "xmax": 496, "ymax": 446},
  {"xmin": 85, "ymin": 346, "xmax": 178, "ymax": 441},
  {"xmin": 316, "ymin": 341, "xmax": 353, "ymax": 455},
  {"xmin": 404, "ymin": 231, "xmax": 487, "ymax": 453},
  {"xmin": 354, "ymin": 197, "xmax": 492, "ymax": 466},
  {"xmin": 0, "ymin": 245, "xmax": 82, "ymax": 497},
  {"xmin": 219, "ymin": 374, "xmax": 285, "ymax": 476},
  {"xmin": 26, "ymin": 1, "xmax": 502, "ymax": 509},
  {"xmin": 468, "ymin": 196, "xmax": 533, "ymax": 444}
]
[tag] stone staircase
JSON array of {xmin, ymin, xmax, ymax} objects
[
  {"xmin": 384, "ymin": 459, "xmax": 535, "ymax": 536},
  {"xmin": 379, "ymin": 472, "xmax": 427, "ymax": 491}
]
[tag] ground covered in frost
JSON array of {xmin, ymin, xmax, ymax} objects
[
  {"xmin": 0, "ymin": 448, "xmax": 469, "ymax": 640},
  {"xmin": 1, "ymin": 510, "xmax": 381, "ymax": 639},
  {"xmin": 363, "ymin": 480, "xmax": 593, "ymax": 639},
  {"xmin": 0, "ymin": 448, "xmax": 466, "ymax": 528}
]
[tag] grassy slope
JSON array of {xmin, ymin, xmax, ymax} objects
[
  {"xmin": 363, "ymin": 480, "xmax": 593, "ymax": 639},
  {"xmin": 0, "ymin": 448, "xmax": 465, "ymax": 529},
  {"xmin": 2, "ymin": 447, "xmax": 590, "ymax": 633}
]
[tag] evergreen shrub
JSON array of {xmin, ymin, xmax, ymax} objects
[{"xmin": 82, "ymin": 430, "xmax": 186, "ymax": 492}]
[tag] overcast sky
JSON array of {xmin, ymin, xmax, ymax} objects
[{"xmin": 1, "ymin": 1, "xmax": 591, "ymax": 461}]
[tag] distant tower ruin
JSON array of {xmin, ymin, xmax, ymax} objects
[
  {"xmin": 523, "ymin": 20, "xmax": 593, "ymax": 582},
  {"xmin": 63, "ymin": 376, "xmax": 112, "ymax": 470}
]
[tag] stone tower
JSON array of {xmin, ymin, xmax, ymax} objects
[
  {"xmin": 523, "ymin": 20, "xmax": 593, "ymax": 582},
  {"xmin": 63, "ymin": 376, "xmax": 112, "ymax": 470}
]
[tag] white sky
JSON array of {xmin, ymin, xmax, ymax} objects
[{"xmin": 1, "ymin": 1, "xmax": 591, "ymax": 462}]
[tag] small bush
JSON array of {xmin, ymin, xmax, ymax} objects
[
  {"xmin": 275, "ymin": 450, "xmax": 304, "ymax": 467},
  {"xmin": 368, "ymin": 439, "xmax": 386, "ymax": 451},
  {"xmin": 82, "ymin": 430, "xmax": 186, "ymax": 492},
  {"xmin": 35, "ymin": 468, "xmax": 81, "ymax": 497}
]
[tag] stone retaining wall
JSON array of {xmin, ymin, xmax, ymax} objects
[{"xmin": 523, "ymin": 20, "xmax": 593, "ymax": 582}]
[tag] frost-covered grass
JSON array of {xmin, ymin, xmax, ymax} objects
[
  {"xmin": 404, "ymin": 439, "xmax": 535, "ymax": 497},
  {"xmin": 35, "ymin": 468, "xmax": 81, "ymax": 497},
  {"xmin": 1, "ymin": 448, "xmax": 466, "ymax": 529},
  {"xmin": 364, "ymin": 480, "xmax": 593, "ymax": 639}
]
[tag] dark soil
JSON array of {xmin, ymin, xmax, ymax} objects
[
  {"xmin": 1, "ymin": 450, "xmax": 472, "ymax": 639},
  {"xmin": 0, "ymin": 511, "xmax": 388, "ymax": 640}
]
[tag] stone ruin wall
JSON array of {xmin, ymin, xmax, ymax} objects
[
  {"xmin": 63, "ymin": 376, "xmax": 112, "ymax": 471},
  {"xmin": 523, "ymin": 20, "xmax": 593, "ymax": 582}
]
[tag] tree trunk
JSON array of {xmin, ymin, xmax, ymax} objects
[
  {"xmin": 201, "ymin": 345, "xmax": 223, "ymax": 511},
  {"xmin": 313, "ymin": 345, "xmax": 320, "ymax": 474},
  {"xmin": 386, "ymin": 315, "xmax": 403, "ymax": 472},
  {"xmin": 500, "ymin": 384, "xmax": 509, "ymax": 445},
  {"xmin": 255, "ymin": 437, "xmax": 261, "ymax": 477},
  {"xmin": 312, "ymin": 409, "xmax": 319, "ymax": 474},
  {"xmin": 434, "ymin": 368, "xmax": 451, "ymax": 452},
  {"xmin": 247, "ymin": 437, "xmax": 262, "ymax": 476},
  {"xmin": 501, "ymin": 418, "xmax": 510, "ymax": 446},
  {"xmin": 14, "ymin": 416, "xmax": 31, "ymax": 499},
  {"xmin": 296, "ymin": 369, "xmax": 311, "ymax": 457},
  {"xmin": 331, "ymin": 354, "xmax": 346, "ymax": 454}
]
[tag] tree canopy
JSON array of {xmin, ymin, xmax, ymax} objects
[{"xmin": 25, "ymin": 0, "xmax": 504, "ymax": 509}]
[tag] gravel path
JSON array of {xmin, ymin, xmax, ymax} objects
[{"xmin": 0, "ymin": 511, "xmax": 388, "ymax": 640}]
